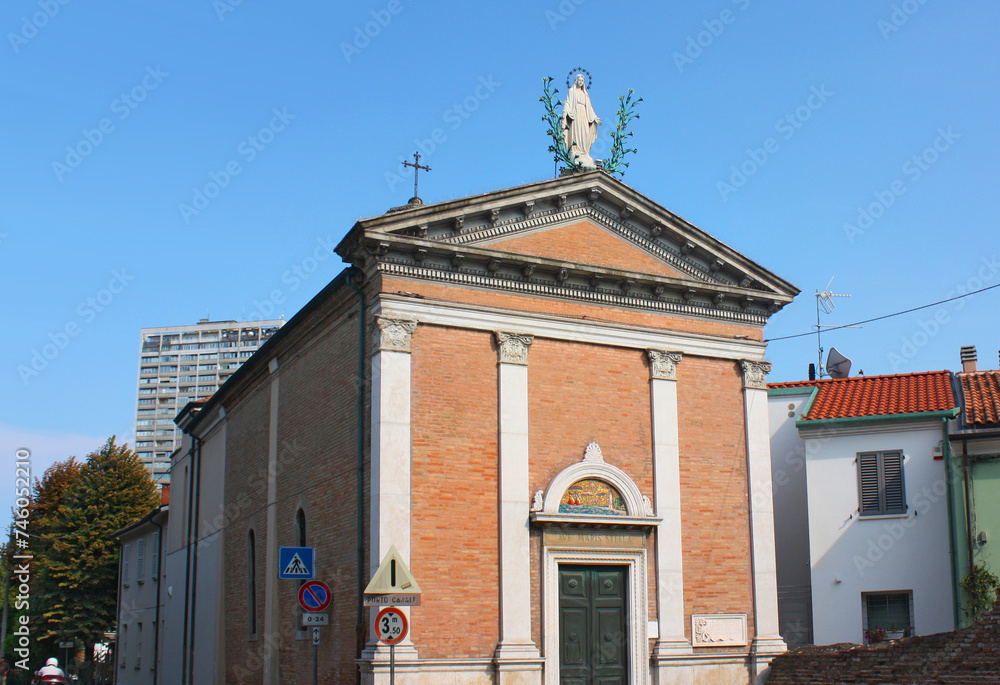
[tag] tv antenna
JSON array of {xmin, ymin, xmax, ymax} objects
[{"xmin": 815, "ymin": 277, "xmax": 858, "ymax": 378}]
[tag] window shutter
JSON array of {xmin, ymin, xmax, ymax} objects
[
  {"xmin": 858, "ymin": 452, "xmax": 881, "ymax": 515},
  {"xmin": 137, "ymin": 539, "xmax": 146, "ymax": 581},
  {"xmin": 883, "ymin": 451, "xmax": 906, "ymax": 514},
  {"xmin": 123, "ymin": 544, "xmax": 131, "ymax": 586}
]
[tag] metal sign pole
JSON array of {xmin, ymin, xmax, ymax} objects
[
  {"xmin": 313, "ymin": 640, "xmax": 318, "ymax": 685},
  {"xmin": 390, "ymin": 643, "xmax": 395, "ymax": 685}
]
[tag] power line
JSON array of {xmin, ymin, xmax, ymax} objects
[{"xmin": 765, "ymin": 281, "xmax": 1000, "ymax": 343}]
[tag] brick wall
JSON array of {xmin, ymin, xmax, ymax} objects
[
  {"xmin": 676, "ymin": 356, "xmax": 755, "ymax": 640},
  {"xmin": 223, "ymin": 386, "xmax": 270, "ymax": 684},
  {"xmin": 526, "ymin": 338, "xmax": 657, "ymax": 642},
  {"xmin": 768, "ymin": 598, "xmax": 1000, "ymax": 683},
  {"xmin": 409, "ymin": 324, "xmax": 500, "ymax": 658},
  {"xmin": 273, "ymin": 310, "xmax": 365, "ymax": 683},
  {"xmin": 220, "ymin": 286, "xmax": 366, "ymax": 684},
  {"xmin": 485, "ymin": 220, "xmax": 688, "ymax": 280}
]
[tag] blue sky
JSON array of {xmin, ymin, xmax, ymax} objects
[{"xmin": 2, "ymin": 1, "xmax": 998, "ymax": 516}]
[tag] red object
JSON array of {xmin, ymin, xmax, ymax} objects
[
  {"xmin": 375, "ymin": 607, "xmax": 408, "ymax": 645},
  {"xmin": 298, "ymin": 580, "xmax": 332, "ymax": 612},
  {"xmin": 770, "ymin": 371, "xmax": 957, "ymax": 420},
  {"xmin": 958, "ymin": 370, "xmax": 1000, "ymax": 425}
]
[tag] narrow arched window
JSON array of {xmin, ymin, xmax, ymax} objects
[
  {"xmin": 247, "ymin": 529, "xmax": 257, "ymax": 636},
  {"xmin": 295, "ymin": 508, "xmax": 307, "ymax": 547}
]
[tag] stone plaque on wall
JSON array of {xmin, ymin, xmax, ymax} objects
[{"xmin": 691, "ymin": 614, "xmax": 748, "ymax": 647}]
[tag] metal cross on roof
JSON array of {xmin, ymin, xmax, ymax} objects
[{"xmin": 401, "ymin": 151, "xmax": 431, "ymax": 201}]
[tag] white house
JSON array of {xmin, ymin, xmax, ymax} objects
[
  {"xmin": 768, "ymin": 371, "xmax": 959, "ymax": 645},
  {"xmin": 113, "ymin": 503, "xmax": 168, "ymax": 685}
]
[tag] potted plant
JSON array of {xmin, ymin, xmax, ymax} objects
[
  {"xmin": 884, "ymin": 623, "xmax": 907, "ymax": 640},
  {"xmin": 864, "ymin": 625, "xmax": 886, "ymax": 644}
]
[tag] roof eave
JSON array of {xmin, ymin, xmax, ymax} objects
[{"xmin": 796, "ymin": 407, "xmax": 960, "ymax": 429}]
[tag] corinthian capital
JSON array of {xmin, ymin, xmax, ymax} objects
[
  {"xmin": 373, "ymin": 318, "xmax": 417, "ymax": 352},
  {"xmin": 494, "ymin": 331, "xmax": 533, "ymax": 365},
  {"xmin": 740, "ymin": 360, "xmax": 772, "ymax": 390},
  {"xmin": 647, "ymin": 350, "xmax": 682, "ymax": 380}
]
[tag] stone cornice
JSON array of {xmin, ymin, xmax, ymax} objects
[
  {"xmin": 376, "ymin": 258, "xmax": 775, "ymax": 325},
  {"xmin": 377, "ymin": 295, "xmax": 767, "ymax": 362},
  {"xmin": 335, "ymin": 171, "xmax": 799, "ymax": 302}
]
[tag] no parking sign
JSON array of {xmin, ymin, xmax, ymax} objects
[{"xmin": 298, "ymin": 580, "xmax": 332, "ymax": 612}]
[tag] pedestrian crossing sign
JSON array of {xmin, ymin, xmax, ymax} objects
[{"xmin": 279, "ymin": 546, "xmax": 315, "ymax": 579}]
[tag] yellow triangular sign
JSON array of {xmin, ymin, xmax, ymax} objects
[{"xmin": 364, "ymin": 545, "xmax": 422, "ymax": 595}]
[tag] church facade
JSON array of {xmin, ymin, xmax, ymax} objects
[{"xmin": 176, "ymin": 170, "xmax": 797, "ymax": 685}]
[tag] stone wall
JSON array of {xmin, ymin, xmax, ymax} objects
[{"xmin": 767, "ymin": 599, "xmax": 1000, "ymax": 683}]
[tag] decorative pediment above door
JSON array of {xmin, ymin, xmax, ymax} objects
[{"xmin": 530, "ymin": 442, "xmax": 660, "ymax": 530}]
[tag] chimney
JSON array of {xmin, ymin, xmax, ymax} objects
[{"xmin": 961, "ymin": 345, "xmax": 978, "ymax": 372}]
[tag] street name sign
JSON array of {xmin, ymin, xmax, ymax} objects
[{"xmin": 363, "ymin": 545, "xmax": 422, "ymax": 606}]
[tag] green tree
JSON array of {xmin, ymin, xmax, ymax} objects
[
  {"xmin": 4, "ymin": 457, "xmax": 83, "ymax": 668},
  {"xmin": 35, "ymin": 438, "xmax": 158, "ymax": 675}
]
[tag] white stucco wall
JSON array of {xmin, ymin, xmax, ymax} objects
[
  {"xmin": 767, "ymin": 390, "xmax": 813, "ymax": 647},
  {"xmin": 117, "ymin": 511, "xmax": 167, "ymax": 685},
  {"xmin": 800, "ymin": 420, "xmax": 954, "ymax": 644}
]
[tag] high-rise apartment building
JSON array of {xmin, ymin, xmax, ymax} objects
[{"xmin": 133, "ymin": 318, "xmax": 284, "ymax": 482}]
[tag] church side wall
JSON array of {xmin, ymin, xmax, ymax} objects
[
  {"xmin": 676, "ymin": 356, "xmax": 755, "ymax": 641},
  {"xmin": 218, "ymin": 285, "xmax": 366, "ymax": 684},
  {"xmin": 273, "ymin": 310, "xmax": 367, "ymax": 683},
  {"xmin": 526, "ymin": 339, "xmax": 657, "ymax": 647},
  {"xmin": 409, "ymin": 323, "xmax": 500, "ymax": 659},
  {"xmin": 223, "ymin": 386, "xmax": 271, "ymax": 684}
]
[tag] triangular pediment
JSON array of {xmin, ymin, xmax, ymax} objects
[
  {"xmin": 336, "ymin": 171, "xmax": 799, "ymax": 324},
  {"xmin": 479, "ymin": 220, "xmax": 689, "ymax": 280}
]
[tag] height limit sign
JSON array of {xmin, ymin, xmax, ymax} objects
[{"xmin": 375, "ymin": 607, "xmax": 408, "ymax": 645}]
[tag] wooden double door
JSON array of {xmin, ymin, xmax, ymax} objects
[{"xmin": 558, "ymin": 565, "xmax": 629, "ymax": 685}]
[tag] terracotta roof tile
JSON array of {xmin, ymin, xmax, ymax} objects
[
  {"xmin": 958, "ymin": 370, "xmax": 1000, "ymax": 426},
  {"xmin": 769, "ymin": 370, "xmax": 957, "ymax": 420}
]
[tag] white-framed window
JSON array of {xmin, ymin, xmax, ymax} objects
[
  {"xmin": 858, "ymin": 450, "xmax": 906, "ymax": 516},
  {"xmin": 120, "ymin": 624, "xmax": 127, "ymax": 668},
  {"xmin": 122, "ymin": 544, "xmax": 131, "ymax": 587},
  {"xmin": 862, "ymin": 591, "xmax": 913, "ymax": 640}
]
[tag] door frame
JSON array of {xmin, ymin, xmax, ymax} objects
[{"xmin": 543, "ymin": 545, "xmax": 649, "ymax": 685}]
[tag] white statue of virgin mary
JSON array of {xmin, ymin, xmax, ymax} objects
[{"xmin": 561, "ymin": 74, "xmax": 602, "ymax": 168}]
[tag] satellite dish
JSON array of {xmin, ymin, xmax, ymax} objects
[{"xmin": 826, "ymin": 347, "xmax": 852, "ymax": 379}]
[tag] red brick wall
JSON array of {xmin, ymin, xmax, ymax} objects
[
  {"xmin": 768, "ymin": 598, "xmax": 1000, "ymax": 683},
  {"xmin": 526, "ymin": 340, "xmax": 657, "ymax": 643},
  {"xmin": 273, "ymin": 310, "xmax": 365, "ymax": 683},
  {"xmin": 223, "ymin": 385, "xmax": 270, "ymax": 684},
  {"xmin": 676, "ymin": 356, "xmax": 755, "ymax": 639},
  {"xmin": 409, "ymin": 324, "xmax": 500, "ymax": 658},
  {"xmin": 484, "ymin": 221, "xmax": 687, "ymax": 280},
  {"xmin": 221, "ymin": 292, "xmax": 367, "ymax": 684}
]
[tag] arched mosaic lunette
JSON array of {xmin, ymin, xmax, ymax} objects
[
  {"xmin": 534, "ymin": 441, "xmax": 654, "ymax": 517},
  {"xmin": 559, "ymin": 478, "xmax": 627, "ymax": 516}
]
